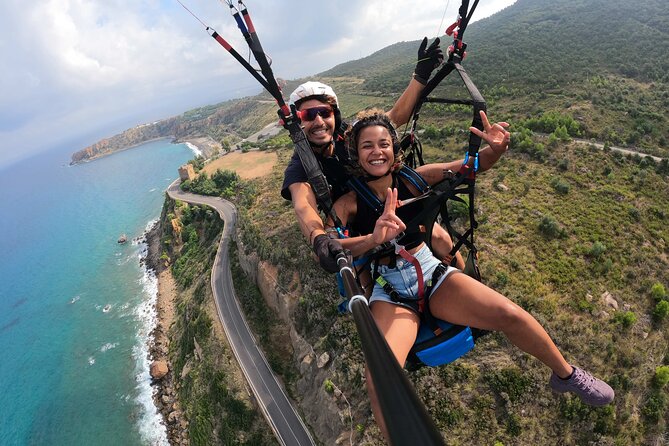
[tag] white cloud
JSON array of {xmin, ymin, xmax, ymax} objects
[{"xmin": 0, "ymin": 0, "xmax": 516, "ymax": 168}]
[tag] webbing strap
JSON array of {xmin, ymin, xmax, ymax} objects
[
  {"xmin": 393, "ymin": 242, "xmax": 425, "ymax": 313},
  {"xmin": 347, "ymin": 166, "xmax": 430, "ymax": 220},
  {"xmin": 348, "ymin": 177, "xmax": 384, "ymax": 216},
  {"xmin": 285, "ymin": 120, "xmax": 342, "ymax": 228},
  {"xmin": 398, "ymin": 165, "xmax": 430, "ymax": 193}
]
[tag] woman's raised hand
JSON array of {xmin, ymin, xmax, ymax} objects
[
  {"xmin": 371, "ymin": 188, "xmax": 406, "ymax": 245},
  {"xmin": 469, "ymin": 110, "xmax": 510, "ymax": 155}
]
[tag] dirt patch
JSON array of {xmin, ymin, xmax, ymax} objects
[{"xmin": 201, "ymin": 150, "xmax": 277, "ymax": 179}]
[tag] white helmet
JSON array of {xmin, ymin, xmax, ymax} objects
[{"xmin": 288, "ymin": 81, "xmax": 338, "ymax": 108}]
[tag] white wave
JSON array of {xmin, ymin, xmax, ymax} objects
[
  {"xmin": 116, "ymin": 255, "xmax": 132, "ymax": 266},
  {"xmin": 100, "ymin": 342, "xmax": 119, "ymax": 352},
  {"xmin": 149, "ymin": 188, "xmax": 157, "ymax": 192},
  {"xmin": 184, "ymin": 142, "xmax": 202, "ymax": 158},
  {"xmin": 69, "ymin": 295, "xmax": 80, "ymax": 304},
  {"xmin": 88, "ymin": 356, "xmax": 96, "ymax": 366},
  {"xmin": 131, "ymin": 222, "xmax": 169, "ymax": 446}
]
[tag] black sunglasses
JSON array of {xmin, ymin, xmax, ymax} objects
[{"xmin": 297, "ymin": 106, "xmax": 333, "ymax": 122}]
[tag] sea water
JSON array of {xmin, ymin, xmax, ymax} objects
[{"xmin": 0, "ymin": 140, "xmax": 193, "ymax": 445}]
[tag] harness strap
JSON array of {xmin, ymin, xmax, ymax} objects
[
  {"xmin": 375, "ymin": 275, "xmax": 403, "ymax": 303},
  {"xmin": 347, "ymin": 166, "xmax": 429, "ymax": 218},
  {"xmin": 393, "ymin": 242, "xmax": 426, "ymax": 313},
  {"xmin": 375, "ymin": 258, "xmax": 450, "ymax": 321},
  {"xmin": 348, "ymin": 177, "xmax": 385, "ymax": 216},
  {"xmin": 398, "ymin": 165, "xmax": 430, "ymax": 193},
  {"xmin": 422, "ymin": 263, "xmax": 450, "ymax": 335}
]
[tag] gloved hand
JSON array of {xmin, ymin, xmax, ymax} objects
[
  {"xmin": 414, "ymin": 37, "xmax": 443, "ymax": 85},
  {"xmin": 312, "ymin": 234, "xmax": 344, "ymax": 273}
]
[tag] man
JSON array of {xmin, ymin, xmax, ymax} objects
[{"xmin": 281, "ymin": 38, "xmax": 445, "ymax": 272}]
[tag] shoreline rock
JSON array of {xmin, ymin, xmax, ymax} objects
[{"xmin": 145, "ymin": 220, "xmax": 189, "ymax": 445}]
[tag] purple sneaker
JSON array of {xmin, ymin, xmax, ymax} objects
[{"xmin": 549, "ymin": 366, "xmax": 614, "ymax": 406}]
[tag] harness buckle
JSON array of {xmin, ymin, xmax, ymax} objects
[{"xmin": 391, "ymin": 238, "xmax": 405, "ymax": 254}]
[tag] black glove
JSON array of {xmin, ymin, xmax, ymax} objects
[
  {"xmin": 312, "ymin": 234, "xmax": 344, "ymax": 273},
  {"xmin": 414, "ymin": 37, "xmax": 443, "ymax": 85}
]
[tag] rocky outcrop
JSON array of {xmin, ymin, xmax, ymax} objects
[
  {"xmin": 70, "ymin": 118, "xmax": 180, "ymax": 164},
  {"xmin": 150, "ymin": 360, "xmax": 169, "ymax": 380},
  {"xmin": 145, "ymin": 220, "xmax": 189, "ymax": 446}
]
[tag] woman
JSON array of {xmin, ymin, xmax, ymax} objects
[{"xmin": 329, "ymin": 110, "xmax": 614, "ymax": 438}]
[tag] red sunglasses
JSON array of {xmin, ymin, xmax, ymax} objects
[{"xmin": 297, "ymin": 106, "xmax": 333, "ymax": 122}]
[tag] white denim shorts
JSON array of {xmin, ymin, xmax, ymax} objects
[{"xmin": 369, "ymin": 244, "xmax": 458, "ymax": 306}]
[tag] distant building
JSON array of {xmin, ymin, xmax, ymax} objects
[{"xmin": 178, "ymin": 164, "xmax": 196, "ymax": 181}]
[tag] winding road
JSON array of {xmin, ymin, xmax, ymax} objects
[{"xmin": 167, "ymin": 180, "xmax": 315, "ymax": 446}]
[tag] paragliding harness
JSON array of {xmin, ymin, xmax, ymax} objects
[
  {"xmin": 338, "ymin": 0, "xmax": 489, "ymax": 369},
  {"xmin": 342, "ymin": 166, "xmax": 480, "ymax": 369}
]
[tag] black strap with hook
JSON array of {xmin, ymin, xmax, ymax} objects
[
  {"xmin": 177, "ymin": 0, "xmax": 339, "ymax": 225},
  {"xmin": 402, "ymin": 0, "xmax": 485, "ymax": 272}
]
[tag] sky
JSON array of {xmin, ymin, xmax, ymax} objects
[{"xmin": 0, "ymin": 0, "xmax": 517, "ymax": 169}]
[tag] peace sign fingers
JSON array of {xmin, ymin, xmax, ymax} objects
[{"xmin": 372, "ymin": 188, "xmax": 406, "ymax": 244}]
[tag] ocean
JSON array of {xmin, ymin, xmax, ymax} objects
[{"xmin": 0, "ymin": 140, "xmax": 193, "ymax": 445}]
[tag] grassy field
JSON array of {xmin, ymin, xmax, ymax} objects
[{"xmin": 200, "ymin": 150, "xmax": 278, "ymax": 180}]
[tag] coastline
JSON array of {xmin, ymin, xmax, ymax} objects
[
  {"xmin": 143, "ymin": 219, "xmax": 188, "ymax": 445},
  {"xmin": 173, "ymin": 136, "xmax": 220, "ymax": 159},
  {"xmin": 71, "ymin": 135, "xmax": 220, "ymax": 166},
  {"xmin": 70, "ymin": 137, "xmax": 172, "ymax": 165}
]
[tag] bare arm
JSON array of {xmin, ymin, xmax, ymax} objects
[
  {"xmin": 386, "ymin": 37, "xmax": 443, "ymax": 127},
  {"xmin": 289, "ymin": 182, "xmax": 326, "ymax": 244},
  {"xmin": 386, "ymin": 78, "xmax": 426, "ymax": 127},
  {"xmin": 327, "ymin": 192, "xmax": 378, "ymax": 257},
  {"xmin": 416, "ymin": 111, "xmax": 511, "ymax": 185}
]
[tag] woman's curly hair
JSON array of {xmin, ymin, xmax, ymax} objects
[{"xmin": 344, "ymin": 108, "xmax": 403, "ymax": 177}]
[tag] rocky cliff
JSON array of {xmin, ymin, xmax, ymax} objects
[
  {"xmin": 70, "ymin": 118, "xmax": 179, "ymax": 164},
  {"xmin": 234, "ymin": 236, "xmax": 368, "ymax": 445}
]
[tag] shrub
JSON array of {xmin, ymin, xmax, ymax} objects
[
  {"xmin": 494, "ymin": 271, "xmax": 509, "ymax": 288},
  {"xmin": 539, "ymin": 215, "xmax": 566, "ymax": 239},
  {"xmin": 587, "ymin": 241, "xmax": 607, "ymax": 258},
  {"xmin": 593, "ymin": 405, "xmax": 616, "ymax": 435},
  {"xmin": 506, "ymin": 413, "xmax": 522, "ymax": 436},
  {"xmin": 324, "ymin": 379, "xmax": 335, "ymax": 393},
  {"xmin": 612, "ymin": 311, "xmax": 637, "ymax": 329},
  {"xmin": 628, "ymin": 207, "xmax": 641, "ymax": 222},
  {"xmin": 642, "ymin": 391, "xmax": 666, "ymax": 423},
  {"xmin": 654, "ymin": 366, "xmax": 669, "ymax": 388},
  {"xmin": 486, "ymin": 367, "xmax": 532, "ymax": 402},
  {"xmin": 653, "ymin": 301, "xmax": 669, "ymax": 321},
  {"xmin": 650, "ymin": 283, "xmax": 667, "ymax": 301},
  {"xmin": 550, "ymin": 177, "xmax": 571, "ymax": 194},
  {"xmin": 592, "ymin": 258, "xmax": 613, "ymax": 276}
]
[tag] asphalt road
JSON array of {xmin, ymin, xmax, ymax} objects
[{"xmin": 167, "ymin": 180, "xmax": 315, "ymax": 446}]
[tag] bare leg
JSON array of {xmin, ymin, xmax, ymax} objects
[
  {"xmin": 431, "ymin": 224, "xmax": 465, "ymax": 270},
  {"xmin": 365, "ymin": 302, "xmax": 420, "ymax": 440},
  {"xmin": 429, "ymin": 272, "xmax": 573, "ymax": 378}
]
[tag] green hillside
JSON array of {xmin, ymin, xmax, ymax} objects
[
  {"xmin": 321, "ymin": 0, "xmax": 669, "ymax": 157},
  {"xmin": 234, "ymin": 133, "xmax": 669, "ymax": 446}
]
